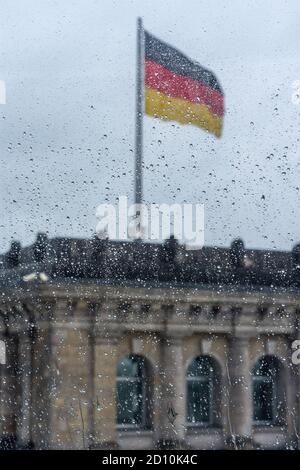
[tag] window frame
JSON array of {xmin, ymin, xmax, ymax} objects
[
  {"xmin": 116, "ymin": 354, "xmax": 151, "ymax": 431},
  {"xmin": 186, "ymin": 356, "xmax": 215, "ymax": 427},
  {"xmin": 252, "ymin": 356, "xmax": 281, "ymax": 427}
]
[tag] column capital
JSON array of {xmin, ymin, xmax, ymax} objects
[
  {"xmin": 161, "ymin": 330, "xmax": 186, "ymax": 344},
  {"xmin": 229, "ymin": 332, "xmax": 252, "ymax": 341},
  {"xmin": 229, "ymin": 329, "xmax": 256, "ymax": 340},
  {"xmin": 93, "ymin": 330, "xmax": 121, "ymax": 345}
]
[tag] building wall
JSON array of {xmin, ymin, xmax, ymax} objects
[{"xmin": 0, "ymin": 283, "xmax": 299, "ymax": 450}]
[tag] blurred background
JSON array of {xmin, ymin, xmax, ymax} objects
[{"xmin": 0, "ymin": 0, "xmax": 300, "ymax": 252}]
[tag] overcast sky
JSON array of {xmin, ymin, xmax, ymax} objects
[{"xmin": 0, "ymin": 0, "xmax": 300, "ymax": 253}]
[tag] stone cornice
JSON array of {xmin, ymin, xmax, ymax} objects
[{"xmin": 2, "ymin": 282, "xmax": 300, "ymax": 307}]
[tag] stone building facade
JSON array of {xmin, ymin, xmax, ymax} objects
[{"xmin": 0, "ymin": 234, "xmax": 300, "ymax": 449}]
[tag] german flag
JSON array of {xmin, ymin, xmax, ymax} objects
[{"xmin": 144, "ymin": 31, "xmax": 224, "ymax": 137}]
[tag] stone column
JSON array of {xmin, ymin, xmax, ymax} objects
[
  {"xmin": 92, "ymin": 334, "xmax": 119, "ymax": 449},
  {"xmin": 17, "ymin": 332, "xmax": 32, "ymax": 448},
  {"xmin": 48, "ymin": 300, "xmax": 92, "ymax": 449},
  {"xmin": 227, "ymin": 334, "xmax": 252, "ymax": 449},
  {"xmin": 156, "ymin": 333, "xmax": 186, "ymax": 449}
]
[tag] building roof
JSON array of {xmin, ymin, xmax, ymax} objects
[{"xmin": 1, "ymin": 234, "xmax": 300, "ymax": 291}]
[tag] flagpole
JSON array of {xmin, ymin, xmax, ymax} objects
[{"xmin": 134, "ymin": 17, "xmax": 144, "ymax": 209}]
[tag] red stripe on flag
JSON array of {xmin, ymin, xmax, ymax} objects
[{"xmin": 145, "ymin": 59, "xmax": 224, "ymax": 118}]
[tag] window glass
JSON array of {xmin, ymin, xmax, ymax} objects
[
  {"xmin": 252, "ymin": 356, "xmax": 281, "ymax": 425},
  {"xmin": 116, "ymin": 355, "xmax": 149, "ymax": 428},
  {"xmin": 187, "ymin": 356, "xmax": 215, "ymax": 425}
]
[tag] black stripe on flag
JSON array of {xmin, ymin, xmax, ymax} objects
[{"xmin": 145, "ymin": 30, "xmax": 223, "ymax": 94}]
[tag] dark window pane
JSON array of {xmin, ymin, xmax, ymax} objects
[
  {"xmin": 253, "ymin": 379, "xmax": 274, "ymax": 422},
  {"xmin": 117, "ymin": 356, "xmax": 142, "ymax": 378},
  {"xmin": 187, "ymin": 356, "xmax": 212, "ymax": 377},
  {"xmin": 117, "ymin": 380, "xmax": 143, "ymax": 425},
  {"xmin": 254, "ymin": 357, "xmax": 278, "ymax": 378},
  {"xmin": 187, "ymin": 380, "xmax": 211, "ymax": 423}
]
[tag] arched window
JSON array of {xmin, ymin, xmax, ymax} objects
[
  {"xmin": 252, "ymin": 356, "xmax": 284, "ymax": 425},
  {"xmin": 116, "ymin": 355, "xmax": 152, "ymax": 428},
  {"xmin": 186, "ymin": 356, "xmax": 220, "ymax": 426}
]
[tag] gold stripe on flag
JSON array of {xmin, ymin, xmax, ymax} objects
[{"xmin": 145, "ymin": 88, "xmax": 222, "ymax": 137}]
